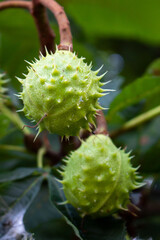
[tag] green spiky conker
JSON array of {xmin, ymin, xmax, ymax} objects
[
  {"xmin": 18, "ymin": 49, "xmax": 107, "ymax": 137},
  {"xmin": 62, "ymin": 134, "xmax": 144, "ymax": 217}
]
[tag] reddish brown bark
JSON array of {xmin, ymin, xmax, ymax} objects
[
  {"xmin": 38, "ymin": 0, "xmax": 73, "ymax": 50},
  {"xmin": 95, "ymin": 110, "xmax": 108, "ymax": 135},
  {"xmin": 32, "ymin": 0, "xmax": 55, "ymax": 54},
  {"xmin": 0, "ymin": 1, "xmax": 32, "ymax": 11}
]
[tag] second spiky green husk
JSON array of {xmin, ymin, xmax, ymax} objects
[
  {"xmin": 61, "ymin": 134, "xmax": 144, "ymax": 217},
  {"xmin": 17, "ymin": 49, "xmax": 109, "ymax": 137}
]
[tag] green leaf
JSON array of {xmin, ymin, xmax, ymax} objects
[
  {"xmin": 143, "ymin": 58, "xmax": 160, "ymax": 111},
  {"xmin": 48, "ymin": 175, "xmax": 83, "ymax": 240},
  {"xmin": 145, "ymin": 58, "xmax": 160, "ymax": 77},
  {"xmin": 0, "ymin": 131, "xmax": 37, "ymax": 173},
  {"xmin": 48, "ymin": 175, "xmax": 126, "ymax": 240},
  {"xmin": 61, "ymin": 0, "xmax": 160, "ymax": 45},
  {"xmin": 107, "ymin": 76, "xmax": 160, "ymax": 122},
  {"xmin": 24, "ymin": 183, "xmax": 61, "ymax": 230},
  {"xmin": 0, "ymin": 9, "xmax": 39, "ymax": 90},
  {"xmin": 31, "ymin": 218, "xmax": 74, "ymax": 240},
  {"xmin": 0, "ymin": 167, "xmax": 40, "ymax": 183},
  {"xmin": 82, "ymin": 217, "xmax": 126, "ymax": 240},
  {"xmin": 134, "ymin": 216, "xmax": 160, "ymax": 240},
  {"xmin": 0, "ymin": 114, "xmax": 10, "ymax": 139},
  {"xmin": 115, "ymin": 116, "xmax": 160, "ymax": 173},
  {"xmin": 24, "ymin": 184, "xmax": 74, "ymax": 240},
  {"xmin": 0, "ymin": 175, "xmax": 43, "ymax": 239},
  {"xmin": 139, "ymin": 140, "xmax": 160, "ymax": 173}
]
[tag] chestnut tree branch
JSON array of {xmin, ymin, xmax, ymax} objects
[
  {"xmin": 0, "ymin": 1, "xmax": 32, "ymax": 11},
  {"xmin": 95, "ymin": 110, "xmax": 108, "ymax": 135},
  {"xmin": 0, "ymin": 0, "xmax": 56, "ymax": 54},
  {"xmin": 38, "ymin": 0, "xmax": 73, "ymax": 50},
  {"xmin": 31, "ymin": 0, "xmax": 55, "ymax": 54}
]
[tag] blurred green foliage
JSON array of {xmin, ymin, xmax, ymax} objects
[
  {"xmin": 0, "ymin": 0, "xmax": 160, "ymax": 239},
  {"xmin": 61, "ymin": 0, "xmax": 160, "ymax": 45}
]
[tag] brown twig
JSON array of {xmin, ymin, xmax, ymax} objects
[
  {"xmin": 95, "ymin": 110, "xmax": 108, "ymax": 135},
  {"xmin": 31, "ymin": 0, "xmax": 55, "ymax": 54},
  {"xmin": 0, "ymin": 0, "xmax": 55, "ymax": 54},
  {"xmin": 38, "ymin": 0, "xmax": 73, "ymax": 50},
  {"xmin": 0, "ymin": 1, "xmax": 32, "ymax": 11}
]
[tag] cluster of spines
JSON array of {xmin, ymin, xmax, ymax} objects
[
  {"xmin": 16, "ymin": 57, "xmax": 105, "ymax": 91},
  {"xmin": 58, "ymin": 151, "xmax": 119, "ymax": 216},
  {"xmin": 16, "ymin": 49, "xmax": 114, "ymax": 137}
]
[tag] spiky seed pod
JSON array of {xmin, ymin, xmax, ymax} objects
[
  {"xmin": 61, "ymin": 134, "xmax": 144, "ymax": 217},
  {"xmin": 18, "ymin": 49, "xmax": 108, "ymax": 137}
]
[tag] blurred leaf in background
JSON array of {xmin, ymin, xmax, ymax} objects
[
  {"xmin": 0, "ymin": 0, "xmax": 160, "ymax": 239},
  {"xmin": 61, "ymin": 0, "xmax": 160, "ymax": 45}
]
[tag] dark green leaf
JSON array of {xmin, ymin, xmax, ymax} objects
[
  {"xmin": 132, "ymin": 177, "xmax": 160, "ymax": 239},
  {"xmin": 61, "ymin": 0, "xmax": 160, "ymax": 45},
  {"xmin": 82, "ymin": 216, "xmax": 126, "ymax": 240},
  {"xmin": 48, "ymin": 175, "xmax": 126, "ymax": 240},
  {"xmin": 31, "ymin": 218, "xmax": 74, "ymax": 240},
  {"xmin": 0, "ymin": 114, "xmax": 10, "ymax": 139},
  {"xmin": 0, "ymin": 167, "xmax": 40, "ymax": 183},
  {"xmin": 143, "ymin": 58, "xmax": 160, "ymax": 111},
  {"xmin": 139, "ymin": 140, "xmax": 160, "ymax": 173},
  {"xmin": 0, "ymin": 9, "xmax": 39, "ymax": 90},
  {"xmin": 0, "ymin": 130, "xmax": 37, "ymax": 173},
  {"xmin": 0, "ymin": 176, "xmax": 43, "ymax": 239},
  {"xmin": 48, "ymin": 175, "xmax": 83, "ymax": 240},
  {"xmin": 107, "ymin": 76, "xmax": 160, "ymax": 122},
  {"xmin": 145, "ymin": 58, "xmax": 160, "ymax": 77},
  {"xmin": 135, "ymin": 216, "xmax": 160, "ymax": 240},
  {"xmin": 24, "ymin": 184, "xmax": 73, "ymax": 240},
  {"xmin": 24, "ymin": 183, "xmax": 61, "ymax": 230}
]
